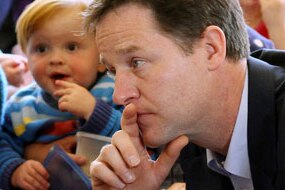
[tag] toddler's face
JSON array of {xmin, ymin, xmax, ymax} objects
[{"xmin": 26, "ymin": 7, "xmax": 103, "ymax": 95}]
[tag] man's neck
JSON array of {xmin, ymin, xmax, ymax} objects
[{"xmin": 190, "ymin": 59, "xmax": 247, "ymax": 156}]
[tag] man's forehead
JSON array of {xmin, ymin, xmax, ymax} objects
[
  {"xmin": 95, "ymin": 3, "xmax": 156, "ymax": 39},
  {"xmin": 100, "ymin": 3, "xmax": 152, "ymax": 23},
  {"xmin": 99, "ymin": 44, "xmax": 141, "ymax": 63},
  {"xmin": 95, "ymin": 6, "xmax": 157, "ymax": 57}
]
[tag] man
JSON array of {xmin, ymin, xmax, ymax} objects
[{"xmin": 85, "ymin": 0, "xmax": 285, "ymax": 189}]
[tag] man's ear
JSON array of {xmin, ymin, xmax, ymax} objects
[{"xmin": 202, "ymin": 26, "xmax": 226, "ymax": 71}]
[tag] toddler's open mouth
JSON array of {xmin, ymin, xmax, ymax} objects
[{"xmin": 51, "ymin": 73, "xmax": 69, "ymax": 80}]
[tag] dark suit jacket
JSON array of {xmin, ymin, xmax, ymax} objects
[{"xmin": 179, "ymin": 49, "xmax": 285, "ymax": 190}]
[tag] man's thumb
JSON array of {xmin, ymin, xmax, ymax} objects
[{"xmin": 156, "ymin": 136, "xmax": 189, "ymax": 179}]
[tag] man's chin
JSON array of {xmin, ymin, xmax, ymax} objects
[{"xmin": 143, "ymin": 136, "xmax": 164, "ymax": 149}]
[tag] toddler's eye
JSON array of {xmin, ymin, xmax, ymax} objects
[
  {"xmin": 35, "ymin": 45, "xmax": 48, "ymax": 53},
  {"xmin": 67, "ymin": 44, "xmax": 78, "ymax": 51}
]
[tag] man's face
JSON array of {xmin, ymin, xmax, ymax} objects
[{"xmin": 96, "ymin": 4, "xmax": 212, "ymax": 147}]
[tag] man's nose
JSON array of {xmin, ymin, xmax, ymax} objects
[{"xmin": 112, "ymin": 71, "xmax": 139, "ymax": 106}]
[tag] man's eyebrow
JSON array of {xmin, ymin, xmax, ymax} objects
[
  {"xmin": 99, "ymin": 45, "xmax": 141, "ymax": 66},
  {"xmin": 116, "ymin": 45, "xmax": 140, "ymax": 54}
]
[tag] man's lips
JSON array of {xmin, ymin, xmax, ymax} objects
[{"xmin": 137, "ymin": 112, "xmax": 154, "ymax": 125}]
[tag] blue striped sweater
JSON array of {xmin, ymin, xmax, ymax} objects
[{"xmin": 0, "ymin": 74, "xmax": 123, "ymax": 189}]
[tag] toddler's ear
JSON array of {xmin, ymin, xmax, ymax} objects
[{"xmin": 97, "ymin": 63, "xmax": 106, "ymax": 73}]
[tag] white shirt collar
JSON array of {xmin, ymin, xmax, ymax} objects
[{"xmin": 223, "ymin": 68, "xmax": 250, "ymax": 179}]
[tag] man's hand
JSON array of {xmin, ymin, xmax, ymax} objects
[
  {"xmin": 89, "ymin": 104, "xmax": 189, "ymax": 189},
  {"xmin": 260, "ymin": 0, "xmax": 285, "ymax": 27},
  {"xmin": 259, "ymin": 0, "xmax": 285, "ymax": 49}
]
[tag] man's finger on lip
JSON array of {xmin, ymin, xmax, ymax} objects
[{"xmin": 121, "ymin": 104, "xmax": 140, "ymax": 137}]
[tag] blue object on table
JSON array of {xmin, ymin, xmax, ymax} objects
[{"xmin": 43, "ymin": 144, "xmax": 92, "ymax": 190}]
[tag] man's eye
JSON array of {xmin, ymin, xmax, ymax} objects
[
  {"xmin": 67, "ymin": 44, "xmax": 78, "ymax": 51},
  {"xmin": 132, "ymin": 59, "xmax": 145, "ymax": 69}
]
